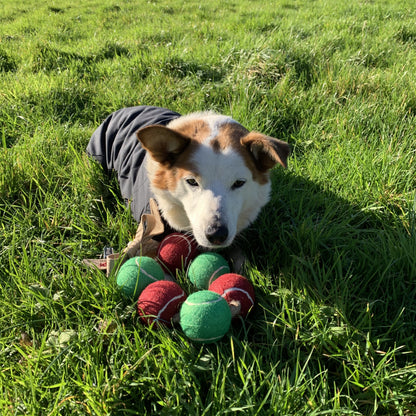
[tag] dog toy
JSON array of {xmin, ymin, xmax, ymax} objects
[
  {"xmin": 116, "ymin": 256, "xmax": 165, "ymax": 299},
  {"xmin": 179, "ymin": 290, "xmax": 232, "ymax": 343},
  {"xmin": 187, "ymin": 252, "xmax": 230, "ymax": 289},
  {"xmin": 209, "ymin": 273, "xmax": 255, "ymax": 318},
  {"xmin": 157, "ymin": 232, "xmax": 199, "ymax": 275},
  {"xmin": 137, "ymin": 280, "xmax": 187, "ymax": 327}
]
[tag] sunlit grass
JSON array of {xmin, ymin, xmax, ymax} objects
[{"xmin": 1, "ymin": 0, "xmax": 416, "ymax": 414}]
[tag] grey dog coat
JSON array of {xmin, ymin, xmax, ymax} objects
[{"xmin": 86, "ymin": 106, "xmax": 181, "ymax": 222}]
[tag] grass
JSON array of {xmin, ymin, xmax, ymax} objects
[{"xmin": 1, "ymin": 0, "xmax": 416, "ymax": 414}]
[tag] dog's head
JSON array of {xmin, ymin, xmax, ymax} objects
[{"xmin": 137, "ymin": 112, "xmax": 290, "ymax": 249}]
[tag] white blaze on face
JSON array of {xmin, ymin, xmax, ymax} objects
[
  {"xmin": 184, "ymin": 150, "xmax": 245, "ymax": 247},
  {"xmin": 172, "ymin": 117, "xmax": 269, "ymax": 248}
]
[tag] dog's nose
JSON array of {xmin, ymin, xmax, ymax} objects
[{"xmin": 206, "ymin": 224, "xmax": 229, "ymax": 245}]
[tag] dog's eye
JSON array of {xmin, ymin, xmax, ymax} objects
[
  {"xmin": 186, "ymin": 178, "xmax": 199, "ymax": 187},
  {"xmin": 231, "ymin": 179, "xmax": 246, "ymax": 190}
]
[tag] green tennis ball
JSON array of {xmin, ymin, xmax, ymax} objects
[
  {"xmin": 188, "ymin": 252, "xmax": 230, "ymax": 289},
  {"xmin": 179, "ymin": 290, "xmax": 231, "ymax": 343},
  {"xmin": 116, "ymin": 256, "xmax": 165, "ymax": 299}
]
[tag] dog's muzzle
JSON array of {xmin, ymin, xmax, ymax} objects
[{"xmin": 205, "ymin": 223, "xmax": 229, "ymax": 246}]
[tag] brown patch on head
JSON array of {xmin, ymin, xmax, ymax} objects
[
  {"xmin": 151, "ymin": 163, "xmax": 195, "ymax": 191},
  {"xmin": 211, "ymin": 123, "xmax": 249, "ymax": 153},
  {"xmin": 210, "ymin": 123, "xmax": 270, "ymax": 184},
  {"xmin": 170, "ymin": 120, "xmax": 210, "ymax": 143},
  {"xmin": 209, "ymin": 123, "xmax": 290, "ymax": 184},
  {"xmin": 137, "ymin": 124, "xmax": 203, "ymax": 191}
]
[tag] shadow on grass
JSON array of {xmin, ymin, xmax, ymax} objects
[
  {"xmin": 32, "ymin": 42, "xmax": 131, "ymax": 73},
  {"xmin": 243, "ymin": 168, "xmax": 416, "ymax": 353}
]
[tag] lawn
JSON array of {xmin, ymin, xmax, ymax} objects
[{"xmin": 1, "ymin": 0, "xmax": 416, "ymax": 414}]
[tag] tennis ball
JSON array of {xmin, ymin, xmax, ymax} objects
[
  {"xmin": 179, "ymin": 290, "xmax": 231, "ymax": 343},
  {"xmin": 116, "ymin": 256, "xmax": 165, "ymax": 299},
  {"xmin": 137, "ymin": 280, "xmax": 187, "ymax": 327},
  {"xmin": 208, "ymin": 273, "xmax": 255, "ymax": 318},
  {"xmin": 188, "ymin": 252, "xmax": 230, "ymax": 289},
  {"xmin": 157, "ymin": 232, "xmax": 199, "ymax": 275}
]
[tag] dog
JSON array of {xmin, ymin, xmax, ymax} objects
[{"xmin": 87, "ymin": 106, "xmax": 289, "ymax": 249}]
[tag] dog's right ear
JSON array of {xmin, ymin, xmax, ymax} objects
[{"xmin": 136, "ymin": 125, "xmax": 190, "ymax": 166}]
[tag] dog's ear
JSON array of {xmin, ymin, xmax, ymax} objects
[
  {"xmin": 137, "ymin": 125, "xmax": 190, "ymax": 165},
  {"xmin": 241, "ymin": 132, "xmax": 290, "ymax": 171}
]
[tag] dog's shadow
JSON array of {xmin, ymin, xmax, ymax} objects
[{"xmin": 242, "ymin": 168, "xmax": 416, "ymax": 352}]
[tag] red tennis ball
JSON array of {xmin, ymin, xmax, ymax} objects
[
  {"xmin": 137, "ymin": 280, "xmax": 187, "ymax": 327},
  {"xmin": 208, "ymin": 273, "xmax": 255, "ymax": 318},
  {"xmin": 157, "ymin": 232, "xmax": 199, "ymax": 275}
]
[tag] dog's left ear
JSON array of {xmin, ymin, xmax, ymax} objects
[
  {"xmin": 137, "ymin": 125, "xmax": 190, "ymax": 166},
  {"xmin": 241, "ymin": 132, "xmax": 290, "ymax": 171}
]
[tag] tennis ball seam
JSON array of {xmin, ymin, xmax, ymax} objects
[
  {"xmin": 190, "ymin": 334, "xmax": 225, "ymax": 342},
  {"xmin": 134, "ymin": 258, "xmax": 161, "ymax": 282},
  {"xmin": 184, "ymin": 297, "xmax": 224, "ymax": 306},
  {"xmin": 156, "ymin": 291, "xmax": 186, "ymax": 321},
  {"xmin": 222, "ymin": 287, "xmax": 255, "ymax": 304},
  {"xmin": 208, "ymin": 265, "xmax": 229, "ymax": 286}
]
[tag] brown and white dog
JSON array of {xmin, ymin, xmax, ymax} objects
[{"xmin": 136, "ymin": 111, "xmax": 290, "ymax": 249}]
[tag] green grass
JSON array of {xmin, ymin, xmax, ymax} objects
[{"xmin": 1, "ymin": 0, "xmax": 416, "ymax": 414}]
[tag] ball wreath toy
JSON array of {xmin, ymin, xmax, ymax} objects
[
  {"xmin": 137, "ymin": 280, "xmax": 187, "ymax": 327},
  {"xmin": 157, "ymin": 232, "xmax": 199, "ymax": 275},
  {"xmin": 116, "ymin": 256, "xmax": 165, "ymax": 299},
  {"xmin": 179, "ymin": 290, "xmax": 232, "ymax": 343},
  {"xmin": 187, "ymin": 252, "xmax": 230, "ymax": 289},
  {"xmin": 209, "ymin": 273, "xmax": 255, "ymax": 318}
]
